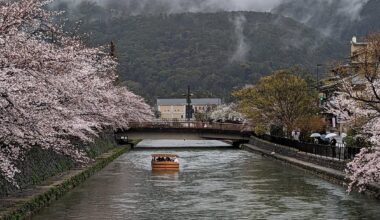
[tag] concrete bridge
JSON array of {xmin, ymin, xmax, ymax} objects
[{"xmin": 118, "ymin": 121, "xmax": 251, "ymax": 148}]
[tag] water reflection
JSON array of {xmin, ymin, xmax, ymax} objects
[{"xmin": 30, "ymin": 149, "xmax": 379, "ymax": 220}]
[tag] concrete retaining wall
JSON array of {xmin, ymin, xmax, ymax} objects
[
  {"xmin": 243, "ymin": 136, "xmax": 380, "ymax": 199},
  {"xmin": 249, "ymin": 135, "xmax": 347, "ymax": 171},
  {"xmin": 0, "ymin": 132, "xmax": 116, "ymax": 197},
  {"xmin": 241, "ymin": 144, "xmax": 346, "ymax": 185},
  {"xmin": 0, "ymin": 145, "xmax": 131, "ymax": 220}
]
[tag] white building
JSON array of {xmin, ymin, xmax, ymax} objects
[{"xmin": 157, "ymin": 98, "xmax": 222, "ymax": 120}]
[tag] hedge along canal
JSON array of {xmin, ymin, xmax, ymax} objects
[{"xmin": 0, "ymin": 141, "xmax": 138, "ymax": 220}]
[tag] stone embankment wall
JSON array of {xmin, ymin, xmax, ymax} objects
[
  {"xmin": 243, "ymin": 136, "xmax": 380, "ymax": 199},
  {"xmin": 248, "ymin": 136, "xmax": 347, "ymax": 171},
  {"xmin": 0, "ymin": 132, "xmax": 116, "ymax": 197},
  {"xmin": 0, "ymin": 145, "xmax": 131, "ymax": 220}
]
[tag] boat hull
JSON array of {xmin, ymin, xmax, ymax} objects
[{"xmin": 151, "ymin": 161, "xmax": 179, "ymax": 171}]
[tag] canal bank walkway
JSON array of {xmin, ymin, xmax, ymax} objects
[
  {"xmin": 241, "ymin": 144, "xmax": 380, "ymax": 199},
  {"xmin": 0, "ymin": 146, "xmax": 131, "ymax": 220}
]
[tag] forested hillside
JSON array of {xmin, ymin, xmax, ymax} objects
[{"xmin": 55, "ymin": 3, "xmax": 346, "ymax": 103}]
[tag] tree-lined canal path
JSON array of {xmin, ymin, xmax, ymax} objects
[{"xmin": 30, "ymin": 149, "xmax": 380, "ymax": 219}]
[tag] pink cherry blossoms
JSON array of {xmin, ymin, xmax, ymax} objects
[
  {"xmin": 328, "ymin": 33, "xmax": 380, "ymax": 192},
  {"xmin": 0, "ymin": 0, "xmax": 153, "ymax": 185}
]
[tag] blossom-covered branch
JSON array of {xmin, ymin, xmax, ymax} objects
[
  {"xmin": 209, "ymin": 103, "xmax": 245, "ymax": 123},
  {"xmin": 328, "ymin": 33, "xmax": 380, "ymax": 192},
  {"xmin": 0, "ymin": 0, "xmax": 153, "ymax": 185}
]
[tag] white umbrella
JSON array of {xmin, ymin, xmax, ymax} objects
[
  {"xmin": 325, "ymin": 133, "xmax": 338, "ymax": 139},
  {"xmin": 310, "ymin": 133, "xmax": 321, "ymax": 138}
]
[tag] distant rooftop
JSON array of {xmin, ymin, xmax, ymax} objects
[
  {"xmin": 351, "ymin": 36, "xmax": 368, "ymax": 45},
  {"xmin": 352, "ymin": 42, "xmax": 368, "ymax": 45},
  {"xmin": 157, "ymin": 98, "xmax": 222, "ymax": 105}
]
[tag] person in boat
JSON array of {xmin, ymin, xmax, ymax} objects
[{"xmin": 174, "ymin": 158, "xmax": 179, "ymax": 163}]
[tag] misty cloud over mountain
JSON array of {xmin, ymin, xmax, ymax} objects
[
  {"xmin": 55, "ymin": 0, "xmax": 371, "ymax": 18},
  {"xmin": 274, "ymin": 0, "xmax": 370, "ymax": 20},
  {"xmin": 50, "ymin": 0, "xmax": 380, "ymax": 100},
  {"xmin": 55, "ymin": 0, "xmax": 281, "ymax": 13},
  {"xmin": 230, "ymin": 14, "xmax": 250, "ymax": 62},
  {"xmin": 54, "ymin": 0, "xmax": 378, "ymax": 40},
  {"xmin": 272, "ymin": 0, "xmax": 373, "ymax": 38}
]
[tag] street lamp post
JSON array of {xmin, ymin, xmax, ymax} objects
[
  {"xmin": 316, "ymin": 64, "xmax": 322, "ymax": 90},
  {"xmin": 316, "ymin": 64, "xmax": 323, "ymax": 108}
]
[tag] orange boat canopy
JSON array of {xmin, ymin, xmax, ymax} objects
[{"xmin": 151, "ymin": 154, "xmax": 179, "ymax": 158}]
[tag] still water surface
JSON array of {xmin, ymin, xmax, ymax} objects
[{"xmin": 31, "ymin": 149, "xmax": 379, "ymax": 219}]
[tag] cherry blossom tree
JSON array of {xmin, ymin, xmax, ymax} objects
[
  {"xmin": 328, "ymin": 33, "xmax": 380, "ymax": 192},
  {"xmin": 0, "ymin": 0, "xmax": 152, "ymax": 185},
  {"xmin": 209, "ymin": 103, "xmax": 245, "ymax": 123}
]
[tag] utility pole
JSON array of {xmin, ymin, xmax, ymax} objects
[
  {"xmin": 316, "ymin": 64, "xmax": 323, "ymax": 107},
  {"xmin": 185, "ymin": 85, "xmax": 193, "ymax": 127}
]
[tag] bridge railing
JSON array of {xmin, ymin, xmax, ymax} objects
[
  {"xmin": 127, "ymin": 121, "xmax": 361, "ymax": 160},
  {"xmin": 129, "ymin": 121, "xmax": 250, "ymax": 132},
  {"xmin": 256, "ymin": 134, "xmax": 361, "ymax": 161}
]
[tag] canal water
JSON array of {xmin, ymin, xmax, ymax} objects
[{"xmin": 30, "ymin": 148, "xmax": 380, "ymax": 219}]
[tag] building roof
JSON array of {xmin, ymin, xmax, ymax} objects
[
  {"xmin": 352, "ymin": 42, "xmax": 368, "ymax": 46},
  {"xmin": 157, "ymin": 98, "xmax": 222, "ymax": 105},
  {"xmin": 351, "ymin": 36, "xmax": 368, "ymax": 45}
]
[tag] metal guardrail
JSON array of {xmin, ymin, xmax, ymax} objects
[
  {"xmin": 257, "ymin": 134, "xmax": 361, "ymax": 161},
  {"xmin": 129, "ymin": 121, "xmax": 249, "ymax": 132}
]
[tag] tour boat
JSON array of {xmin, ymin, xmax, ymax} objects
[{"xmin": 151, "ymin": 154, "xmax": 179, "ymax": 171}]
